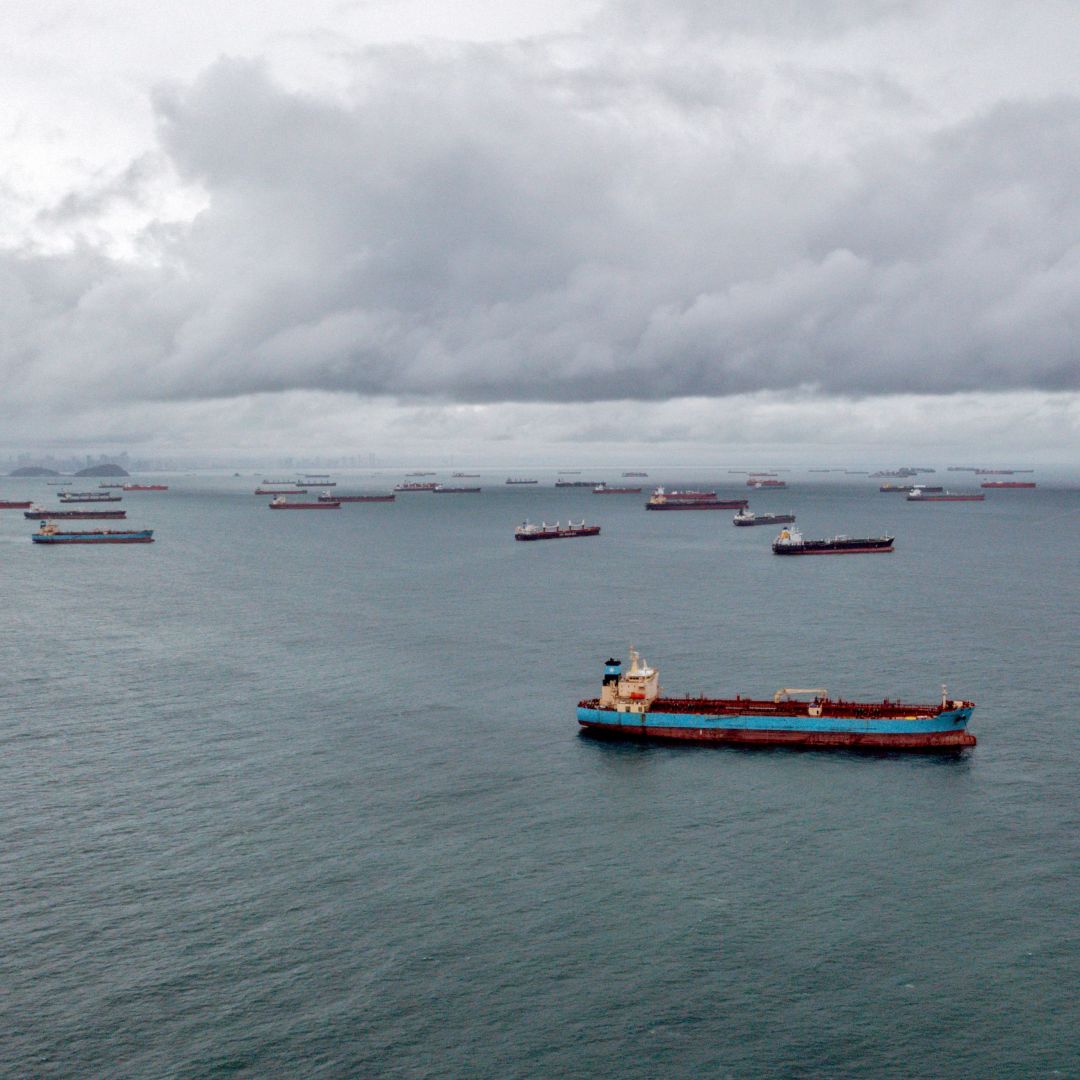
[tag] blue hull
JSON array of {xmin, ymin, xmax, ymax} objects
[
  {"xmin": 33, "ymin": 532, "xmax": 154, "ymax": 544},
  {"xmin": 577, "ymin": 706, "xmax": 975, "ymax": 751}
]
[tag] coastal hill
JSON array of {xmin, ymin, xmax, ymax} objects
[
  {"xmin": 9, "ymin": 466, "xmax": 60, "ymax": 477},
  {"xmin": 74, "ymin": 464, "xmax": 130, "ymax": 477}
]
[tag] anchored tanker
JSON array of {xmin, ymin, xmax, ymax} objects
[
  {"xmin": 772, "ymin": 526, "xmax": 893, "ymax": 554},
  {"xmin": 577, "ymin": 651, "xmax": 976, "ymax": 752}
]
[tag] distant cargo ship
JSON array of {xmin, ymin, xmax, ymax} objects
[
  {"xmin": 576, "ymin": 651, "xmax": 975, "ymax": 752},
  {"xmin": 772, "ymin": 527, "xmax": 894, "ymax": 554},
  {"xmin": 123, "ymin": 484, "xmax": 168, "ymax": 491},
  {"xmin": 906, "ymin": 489, "xmax": 985, "ymax": 502},
  {"xmin": 269, "ymin": 496, "xmax": 340, "ymax": 509},
  {"xmin": 394, "ymin": 482, "xmax": 439, "ymax": 492},
  {"xmin": 33, "ymin": 522, "xmax": 153, "ymax": 544},
  {"xmin": 406, "ymin": 472, "xmax": 436, "ymax": 477},
  {"xmin": 319, "ymin": 492, "xmax": 395, "ymax": 502},
  {"xmin": 0, "ymin": 500, "xmax": 33, "ymax": 509},
  {"xmin": 732, "ymin": 510, "xmax": 796, "ymax": 527},
  {"xmin": 255, "ymin": 487, "xmax": 307, "ymax": 495},
  {"xmin": 24, "ymin": 505, "xmax": 126, "ymax": 519},
  {"xmin": 981, "ymin": 481, "xmax": 1036, "ymax": 489},
  {"xmin": 662, "ymin": 489, "xmax": 716, "ymax": 500},
  {"xmin": 452, "ymin": 472, "xmax": 481, "ymax": 478},
  {"xmin": 593, "ymin": 484, "xmax": 642, "ymax": 494},
  {"xmin": 879, "ymin": 483, "xmax": 914, "ymax": 492},
  {"xmin": 506, "ymin": 478, "xmax": 539, "ymax": 485},
  {"xmin": 554, "ymin": 479, "xmax": 596, "ymax": 487},
  {"xmin": 646, "ymin": 487, "xmax": 747, "ymax": 510},
  {"xmin": 434, "ymin": 485, "xmax": 481, "ymax": 493},
  {"xmin": 748, "ymin": 479, "xmax": 787, "ymax": 489},
  {"xmin": 59, "ymin": 492, "xmax": 122, "ymax": 503},
  {"xmin": 514, "ymin": 520, "xmax": 600, "ymax": 541},
  {"xmin": 622, "ymin": 471, "xmax": 648, "ymax": 477}
]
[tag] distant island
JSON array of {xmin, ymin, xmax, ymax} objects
[
  {"xmin": 74, "ymin": 464, "xmax": 130, "ymax": 477},
  {"xmin": 9, "ymin": 466, "xmax": 61, "ymax": 477}
]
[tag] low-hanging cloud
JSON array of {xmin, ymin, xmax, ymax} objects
[{"xmin": 3, "ymin": 9, "xmax": 1080, "ymax": 414}]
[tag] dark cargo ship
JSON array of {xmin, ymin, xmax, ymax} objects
[
  {"xmin": 24, "ymin": 505, "xmax": 126, "ymax": 519},
  {"xmin": 732, "ymin": 510, "xmax": 796, "ymax": 527},
  {"xmin": 59, "ymin": 492, "xmax": 122, "ymax": 503},
  {"xmin": 514, "ymin": 520, "xmax": 600, "ymax": 541},
  {"xmin": 906, "ymin": 489, "xmax": 984, "ymax": 502},
  {"xmin": 647, "ymin": 487, "xmax": 747, "ymax": 511},
  {"xmin": 772, "ymin": 527, "xmax": 893, "ymax": 555}
]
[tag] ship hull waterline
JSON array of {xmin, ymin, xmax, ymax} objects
[
  {"xmin": 577, "ymin": 706, "xmax": 975, "ymax": 752},
  {"xmin": 33, "ymin": 535, "xmax": 154, "ymax": 544}
]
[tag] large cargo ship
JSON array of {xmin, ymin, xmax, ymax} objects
[
  {"xmin": 981, "ymin": 481, "xmax": 1036, "ymax": 489},
  {"xmin": 515, "ymin": 520, "xmax": 600, "ymax": 541},
  {"xmin": 24, "ymin": 505, "xmax": 126, "ymax": 519},
  {"xmin": 32, "ymin": 523, "xmax": 153, "ymax": 544},
  {"xmin": 319, "ymin": 492, "xmax": 395, "ymax": 502},
  {"xmin": 0, "ymin": 500, "xmax": 33, "ymax": 509},
  {"xmin": 59, "ymin": 492, "xmax": 122, "ymax": 503},
  {"xmin": 772, "ymin": 527, "xmax": 893, "ymax": 554},
  {"xmin": 646, "ymin": 487, "xmax": 747, "ymax": 511},
  {"xmin": 576, "ymin": 651, "xmax": 975, "ymax": 752},
  {"xmin": 732, "ymin": 509, "xmax": 796, "ymax": 527},
  {"xmin": 906, "ymin": 489, "xmax": 985, "ymax": 502},
  {"xmin": 270, "ymin": 496, "xmax": 340, "ymax": 509}
]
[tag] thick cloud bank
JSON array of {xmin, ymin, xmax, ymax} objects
[{"xmin": 3, "ymin": 5, "xmax": 1080, "ymax": 413}]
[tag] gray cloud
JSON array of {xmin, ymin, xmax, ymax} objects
[
  {"xmin": 610, "ymin": 0, "xmax": 924, "ymax": 40},
  {"xmin": 2, "ymin": 15, "xmax": 1080, "ymax": 413},
  {"xmin": 36, "ymin": 154, "xmax": 165, "ymax": 225}
]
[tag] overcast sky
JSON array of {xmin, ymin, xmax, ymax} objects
[{"xmin": 3, "ymin": 0, "xmax": 1079, "ymax": 464}]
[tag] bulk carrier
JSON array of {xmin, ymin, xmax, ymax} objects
[
  {"xmin": 577, "ymin": 651, "xmax": 976, "ymax": 752},
  {"xmin": 646, "ymin": 487, "xmax": 747, "ymax": 511}
]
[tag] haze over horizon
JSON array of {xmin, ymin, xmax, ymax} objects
[{"xmin": 3, "ymin": 0, "xmax": 1079, "ymax": 461}]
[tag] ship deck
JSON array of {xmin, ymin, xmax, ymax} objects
[{"xmin": 578, "ymin": 695, "xmax": 952, "ymax": 719}]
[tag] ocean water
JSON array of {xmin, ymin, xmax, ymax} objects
[{"xmin": 2, "ymin": 473, "xmax": 1078, "ymax": 1078}]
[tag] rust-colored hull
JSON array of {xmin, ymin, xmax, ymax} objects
[{"xmin": 579, "ymin": 720, "xmax": 975, "ymax": 752}]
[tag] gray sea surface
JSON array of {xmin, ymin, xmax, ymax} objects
[{"xmin": 2, "ymin": 472, "xmax": 1078, "ymax": 1078}]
